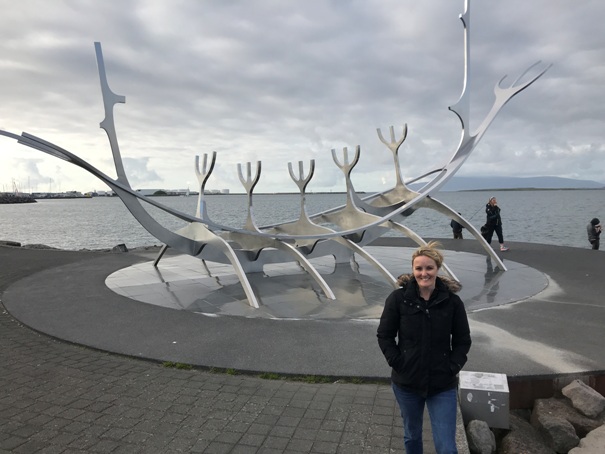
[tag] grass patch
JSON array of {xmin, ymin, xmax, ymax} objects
[
  {"xmin": 258, "ymin": 372, "xmax": 282, "ymax": 380},
  {"xmin": 162, "ymin": 361, "xmax": 193, "ymax": 370},
  {"xmin": 257, "ymin": 373, "xmax": 334, "ymax": 384},
  {"xmin": 299, "ymin": 375, "xmax": 332, "ymax": 384},
  {"xmin": 347, "ymin": 377, "xmax": 365, "ymax": 384},
  {"xmin": 161, "ymin": 362, "xmax": 386, "ymax": 386}
]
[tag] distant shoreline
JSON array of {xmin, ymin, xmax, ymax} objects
[
  {"xmin": 205, "ymin": 188, "xmax": 605, "ymax": 195},
  {"xmin": 0, "ymin": 239, "xmax": 162, "ymax": 254},
  {"xmin": 2, "ymin": 187, "xmax": 602, "ymax": 204},
  {"xmin": 183, "ymin": 188, "xmax": 605, "ymax": 195},
  {"xmin": 455, "ymin": 187, "xmax": 605, "ymax": 192}
]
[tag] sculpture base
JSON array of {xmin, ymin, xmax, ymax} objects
[{"xmin": 106, "ymin": 246, "xmax": 547, "ymax": 320}]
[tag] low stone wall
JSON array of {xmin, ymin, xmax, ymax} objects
[
  {"xmin": 0, "ymin": 194, "xmax": 36, "ymax": 204},
  {"xmin": 465, "ymin": 379, "xmax": 605, "ymax": 453}
]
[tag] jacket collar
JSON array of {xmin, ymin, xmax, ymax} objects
[
  {"xmin": 400, "ymin": 276, "xmax": 454, "ymax": 308},
  {"xmin": 397, "ymin": 273, "xmax": 461, "ymax": 293}
]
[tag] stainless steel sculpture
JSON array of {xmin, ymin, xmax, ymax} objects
[{"xmin": 0, "ymin": 0, "xmax": 550, "ymax": 309}]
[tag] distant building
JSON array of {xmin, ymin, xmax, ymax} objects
[
  {"xmin": 95, "ymin": 190, "xmax": 115, "ymax": 197},
  {"xmin": 136, "ymin": 188, "xmax": 219, "ymax": 196},
  {"xmin": 30, "ymin": 191, "xmax": 87, "ymax": 199}
]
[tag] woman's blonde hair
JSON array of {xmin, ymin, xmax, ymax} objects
[{"xmin": 411, "ymin": 241, "xmax": 444, "ymax": 269}]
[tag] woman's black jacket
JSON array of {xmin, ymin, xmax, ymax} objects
[
  {"xmin": 377, "ymin": 275, "xmax": 471, "ymax": 397},
  {"xmin": 485, "ymin": 203, "xmax": 502, "ymax": 226}
]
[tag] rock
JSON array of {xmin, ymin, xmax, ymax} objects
[
  {"xmin": 111, "ymin": 243, "xmax": 129, "ymax": 253},
  {"xmin": 499, "ymin": 413, "xmax": 555, "ymax": 454},
  {"xmin": 562, "ymin": 380, "xmax": 605, "ymax": 419},
  {"xmin": 568, "ymin": 424, "xmax": 605, "ymax": 453},
  {"xmin": 466, "ymin": 420, "xmax": 496, "ymax": 453},
  {"xmin": 0, "ymin": 240, "xmax": 21, "ymax": 247},
  {"xmin": 0, "ymin": 194, "xmax": 36, "ymax": 204},
  {"xmin": 531, "ymin": 400, "xmax": 579, "ymax": 453},
  {"xmin": 533, "ymin": 397, "xmax": 602, "ymax": 438},
  {"xmin": 22, "ymin": 243, "xmax": 60, "ymax": 250}
]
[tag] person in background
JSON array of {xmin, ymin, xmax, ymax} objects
[
  {"xmin": 450, "ymin": 215, "xmax": 464, "ymax": 239},
  {"xmin": 377, "ymin": 241, "xmax": 471, "ymax": 453},
  {"xmin": 483, "ymin": 196, "xmax": 509, "ymax": 251},
  {"xmin": 587, "ymin": 218, "xmax": 601, "ymax": 250}
]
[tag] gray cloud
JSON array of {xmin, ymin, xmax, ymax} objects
[
  {"xmin": 1, "ymin": 0, "xmax": 604, "ymax": 195},
  {"xmin": 122, "ymin": 157, "xmax": 163, "ymax": 188}
]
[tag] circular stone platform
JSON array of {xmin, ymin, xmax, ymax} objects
[
  {"xmin": 106, "ymin": 247, "xmax": 548, "ymax": 320},
  {"xmin": 2, "ymin": 240, "xmax": 604, "ymax": 379}
]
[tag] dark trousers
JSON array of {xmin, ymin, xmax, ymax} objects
[
  {"xmin": 590, "ymin": 239, "xmax": 600, "ymax": 250},
  {"xmin": 453, "ymin": 231, "xmax": 463, "ymax": 239},
  {"xmin": 484, "ymin": 224, "xmax": 504, "ymax": 244}
]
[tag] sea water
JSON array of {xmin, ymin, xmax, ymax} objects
[{"xmin": 0, "ymin": 190, "xmax": 603, "ymax": 251}]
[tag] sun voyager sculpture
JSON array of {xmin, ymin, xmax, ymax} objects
[{"xmin": 1, "ymin": 0, "xmax": 550, "ymax": 309}]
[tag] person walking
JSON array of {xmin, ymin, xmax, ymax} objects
[
  {"xmin": 450, "ymin": 217, "xmax": 464, "ymax": 239},
  {"xmin": 587, "ymin": 218, "xmax": 601, "ymax": 250},
  {"xmin": 377, "ymin": 241, "xmax": 471, "ymax": 453},
  {"xmin": 482, "ymin": 196, "xmax": 509, "ymax": 251}
]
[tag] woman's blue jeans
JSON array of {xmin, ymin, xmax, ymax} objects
[{"xmin": 392, "ymin": 383, "xmax": 458, "ymax": 454}]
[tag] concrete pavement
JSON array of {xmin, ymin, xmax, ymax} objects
[{"xmin": 2, "ymin": 238, "xmax": 603, "ymax": 452}]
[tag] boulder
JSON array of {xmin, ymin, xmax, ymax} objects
[
  {"xmin": 111, "ymin": 243, "xmax": 129, "ymax": 253},
  {"xmin": 568, "ymin": 423, "xmax": 605, "ymax": 453},
  {"xmin": 532, "ymin": 397, "xmax": 602, "ymax": 438},
  {"xmin": 562, "ymin": 380, "xmax": 605, "ymax": 419},
  {"xmin": 499, "ymin": 413, "xmax": 555, "ymax": 454},
  {"xmin": 531, "ymin": 400, "xmax": 579, "ymax": 453},
  {"xmin": 466, "ymin": 420, "xmax": 496, "ymax": 453},
  {"xmin": 0, "ymin": 240, "xmax": 21, "ymax": 247},
  {"xmin": 22, "ymin": 243, "xmax": 58, "ymax": 249}
]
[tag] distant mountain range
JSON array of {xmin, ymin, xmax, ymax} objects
[{"xmin": 409, "ymin": 176, "xmax": 605, "ymax": 192}]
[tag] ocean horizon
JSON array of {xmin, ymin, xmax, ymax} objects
[{"xmin": 1, "ymin": 189, "xmax": 603, "ymax": 251}]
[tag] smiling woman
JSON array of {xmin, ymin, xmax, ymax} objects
[{"xmin": 377, "ymin": 240, "xmax": 471, "ymax": 452}]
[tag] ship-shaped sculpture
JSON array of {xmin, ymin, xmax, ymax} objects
[{"xmin": 0, "ymin": 0, "xmax": 550, "ymax": 308}]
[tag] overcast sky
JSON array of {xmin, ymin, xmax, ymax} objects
[{"xmin": 1, "ymin": 0, "xmax": 604, "ymax": 194}]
